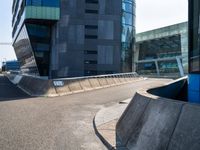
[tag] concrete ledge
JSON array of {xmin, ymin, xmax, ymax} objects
[
  {"xmin": 116, "ymin": 76, "xmax": 200, "ymax": 150},
  {"xmin": 94, "ymin": 76, "xmax": 200, "ymax": 150},
  {"xmin": 6, "ymin": 72, "xmax": 142, "ymax": 97},
  {"xmin": 18, "ymin": 76, "xmax": 57, "ymax": 97}
]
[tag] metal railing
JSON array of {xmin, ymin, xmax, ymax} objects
[{"xmin": 136, "ymin": 53, "xmax": 188, "ymax": 77}]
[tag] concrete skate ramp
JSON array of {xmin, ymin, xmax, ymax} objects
[
  {"xmin": 116, "ymin": 77, "xmax": 200, "ymax": 150},
  {"xmin": 18, "ymin": 76, "xmax": 57, "ymax": 97},
  {"xmin": 0, "ymin": 75, "xmax": 30, "ymax": 100},
  {"xmin": 6, "ymin": 72, "xmax": 141, "ymax": 97}
]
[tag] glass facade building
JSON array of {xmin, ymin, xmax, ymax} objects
[
  {"xmin": 12, "ymin": 0, "xmax": 60, "ymax": 76},
  {"xmin": 121, "ymin": 0, "xmax": 135, "ymax": 72},
  {"xmin": 188, "ymin": 0, "xmax": 200, "ymax": 102},
  {"xmin": 135, "ymin": 22, "xmax": 188, "ymax": 76},
  {"xmin": 12, "ymin": 0, "xmax": 135, "ymax": 78}
]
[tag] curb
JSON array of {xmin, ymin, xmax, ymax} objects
[
  {"xmin": 93, "ymin": 100, "xmax": 131, "ymax": 150},
  {"xmin": 93, "ymin": 118, "xmax": 114, "ymax": 150}
]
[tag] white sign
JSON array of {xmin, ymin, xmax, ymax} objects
[{"xmin": 53, "ymin": 81, "xmax": 64, "ymax": 87}]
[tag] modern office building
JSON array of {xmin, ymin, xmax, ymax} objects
[
  {"xmin": 12, "ymin": 0, "xmax": 135, "ymax": 78},
  {"xmin": 188, "ymin": 0, "xmax": 200, "ymax": 102},
  {"xmin": 135, "ymin": 22, "xmax": 188, "ymax": 76}
]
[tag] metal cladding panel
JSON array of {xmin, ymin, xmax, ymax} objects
[
  {"xmin": 25, "ymin": 6, "xmax": 60, "ymax": 20},
  {"xmin": 188, "ymin": 74, "xmax": 200, "ymax": 103},
  {"xmin": 188, "ymin": 0, "xmax": 200, "ymax": 103}
]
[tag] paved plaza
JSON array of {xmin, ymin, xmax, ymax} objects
[{"xmin": 0, "ymin": 75, "xmax": 170, "ymax": 150}]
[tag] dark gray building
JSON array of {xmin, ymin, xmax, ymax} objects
[{"xmin": 12, "ymin": 0, "xmax": 135, "ymax": 78}]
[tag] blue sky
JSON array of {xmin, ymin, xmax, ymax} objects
[
  {"xmin": 0, "ymin": 0, "xmax": 188, "ymax": 66},
  {"xmin": 0, "ymin": 0, "xmax": 17, "ymax": 66}
]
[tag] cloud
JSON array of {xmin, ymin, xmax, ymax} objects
[{"xmin": 136, "ymin": 0, "xmax": 188, "ymax": 33}]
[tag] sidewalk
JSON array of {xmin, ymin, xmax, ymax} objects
[{"xmin": 94, "ymin": 99, "xmax": 131, "ymax": 150}]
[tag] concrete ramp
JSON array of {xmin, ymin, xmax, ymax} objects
[
  {"xmin": 6, "ymin": 72, "xmax": 142, "ymax": 97},
  {"xmin": 0, "ymin": 75, "xmax": 30, "ymax": 100},
  {"xmin": 18, "ymin": 76, "xmax": 57, "ymax": 97},
  {"xmin": 116, "ymin": 77, "xmax": 200, "ymax": 150}
]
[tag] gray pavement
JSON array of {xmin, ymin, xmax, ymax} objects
[{"xmin": 0, "ymin": 76, "xmax": 171, "ymax": 150}]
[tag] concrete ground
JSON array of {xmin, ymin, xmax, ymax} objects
[{"xmin": 0, "ymin": 75, "xmax": 171, "ymax": 150}]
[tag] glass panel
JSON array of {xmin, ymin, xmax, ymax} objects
[
  {"xmin": 26, "ymin": 23, "xmax": 51, "ymax": 76},
  {"xmin": 122, "ymin": 12, "xmax": 133, "ymax": 25},
  {"xmin": 13, "ymin": 25, "xmax": 39, "ymax": 75},
  {"xmin": 26, "ymin": 0, "xmax": 60, "ymax": 7},
  {"xmin": 121, "ymin": 25, "xmax": 133, "ymax": 43},
  {"xmin": 121, "ymin": 0, "xmax": 135, "ymax": 72},
  {"xmin": 26, "ymin": 24, "xmax": 50, "ymax": 38},
  {"xmin": 122, "ymin": 2, "xmax": 133, "ymax": 13}
]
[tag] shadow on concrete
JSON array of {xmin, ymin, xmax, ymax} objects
[{"xmin": 0, "ymin": 75, "xmax": 31, "ymax": 102}]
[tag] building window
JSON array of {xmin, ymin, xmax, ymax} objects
[
  {"xmin": 84, "ymin": 60, "xmax": 97, "ymax": 64},
  {"xmin": 85, "ymin": 9, "xmax": 98, "ymax": 14},
  {"xmin": 85, "ymin": 0, "xmax": 98, "ymax": 4},
  {"xmin": 85, "ymin": 35, "xmax": 98, "ymax": 39},
  {"xmin": 26, "ymin": 0, "xmax": 60, "ymax": 7},
  {"xmin": 84, "ymin": 50, "xmax": 98, "ymax": 54},
  {"xmin": 85, "ymin": 25, "xmax": 98, "ymax": 29}
]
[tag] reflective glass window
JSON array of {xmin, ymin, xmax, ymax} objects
[
  {"xmin": 122, "ymin": 2, "xmax": 133, "ymax": 13},
  {"xmin": 122, "ymin": 12, "xmax": 133, "ymax": 25},
  {"xmin": 26, "ymin": 24, "xmax": 50, "ymax": 38},
  {"xmin": 121, "ymin": 25, "xmax": 133, "ymax": 42},
  {"xmin": 121, "ymin": 0, "xmax": 135, "ymax": 72},
  {"xmin": 122, "ymin": 0, "xmax": 133, "ymax": 4},
  {"xmin": 26, "ymin": 0, "xmax": 60, "ymax": 7}
]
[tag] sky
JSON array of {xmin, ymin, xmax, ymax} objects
[{"xmin": 0, "ymin": 0, "xmax": 188, "ymax": 66}]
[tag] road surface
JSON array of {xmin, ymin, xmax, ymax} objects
[{"xmin": 0, "ymin": 75, "xmax": 171, "ymax": 150}]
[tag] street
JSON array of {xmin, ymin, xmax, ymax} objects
[{"xmin": 0, "ymin": 76, "xmax": 170, "ymax": 150}]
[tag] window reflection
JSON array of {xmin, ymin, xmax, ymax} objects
[
  {"xmin": 121, "ymin": 0, "xmax": 135, "ymax": 72},
  {"xmin": 26, "ymin": 23, "xmax": 51, "ymax": 76},
  {"xmin": 13, "ymin": 25, "xmax": 39, "ymax": 75}
]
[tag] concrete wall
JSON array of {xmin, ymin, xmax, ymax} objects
[
  {"xmin": 6, "ymin": 72, "xmax": 141, "ymax": 97},
  {"xmin": 116, "ymin": 77, "xmax": 200, "ymax": 150}
]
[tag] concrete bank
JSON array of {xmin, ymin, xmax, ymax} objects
[
  {"xmin": 94, "ymin": 77, "xmax": 200, "ymax": 150},
  {"xmin": 6, "ymin": 72, "xmax": 143, "ymax": 97}
]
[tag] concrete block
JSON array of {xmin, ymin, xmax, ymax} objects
[
  {"xmin": 66, "ymin": 79, "xmax": 83, "ymax": 93},
  {"xmin": 98, "ymin": 78, "xmax": 109, "ymax": 87},
  {"xmin": 79, "ymin": 79, "xmax": 92, "ymax": 91},
  {"xmin": 116, "ymin": 93, "xmax": 151, "ymax": 146},
  {"xmin": 105, "ymin": 77, "xmax": 115, "ymax": 85},
  {"xmin": 126, "ymin": 99, "xmax": 183, "ymax": 150},
  {"xmin": 18, "ymin": 76, "xmax": 57, "ymax": 96},
  {"xmin": 88, "ymin": 78, "xmax": 101, "ymax": 89},
  {"xmin": 118, "ymin": 76, "xmax": 127, "ymax": 83},
  {"xmin": 54, "ymin": 83, "xmax": 71, "ymax": 95},
  {"xmin": 168, "ymin": 104, "xmax": 200, "ymax": 150},
  {"xmin": 112, "ymin": 76, "xmax": 121, "ymax": 84}
]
